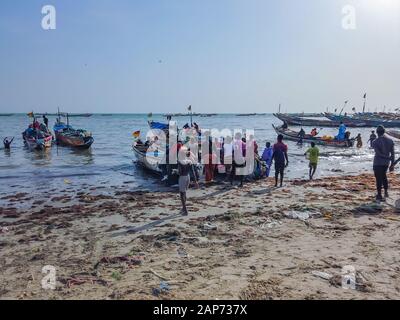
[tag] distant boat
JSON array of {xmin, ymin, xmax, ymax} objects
[
  {"xmin": 34, "ymin": 113, "xmax": 93, "ymax": 117},
  {"xmin": 0, "ymin": 113, "xmax": 13, "ymax": 117},
  {"xmin": 236, "ymin": 113, "xmax": 257, "ymax": 117}
]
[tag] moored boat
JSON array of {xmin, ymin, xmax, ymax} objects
[
  {"xmin": 272, "ymin": 125, "xmax": 354, "ymax": 148},
  {"xmin": 53, "ymin": 113, "xmax": 94, "ymax": 149}
]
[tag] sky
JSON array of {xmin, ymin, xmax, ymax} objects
[{"xmin": 0, "ymin": 0, "xmax": 399, "ymax": 113}]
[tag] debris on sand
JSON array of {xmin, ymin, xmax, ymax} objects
[
  {"xmin": 311, "ymin": 270, "xmax": 333, "ymax": 281},
  {"xmin": 60, "ymin": 274, "xmax": 108, "ymax": 288},
  {"xmin": 94, "ymin": 255, "xmax": 143, "ymax": 269},
  {"xmin": 352, "ymin": 203, "xmax": 383, "ymax": 216}
]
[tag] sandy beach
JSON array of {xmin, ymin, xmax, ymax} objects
[{"xmin": 1, "ymin": 172, "xmax": 400, "ymax": 300}]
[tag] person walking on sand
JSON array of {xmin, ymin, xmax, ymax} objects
[
  {"xmin": 178, "ymin": 148, "xmax": 198, "ymax": 216},
  {"xmin": 372, "ymin": 125, "xmax": 395, "ymax": 202},
  {"xmin": 261, "ymin": 142, "xmax": 273, "ymax": 177},
  {"xmin": 304, "ymin": 142, "xmax": 319, "ymax": 180},
  {"xmin": 272, "ymin": 134, "xmax": 289, "ymax": 187}
]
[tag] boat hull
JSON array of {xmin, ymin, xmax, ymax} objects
[
  {"xmin": 55, "ymin": 132, "xmax": 94, "ymax": 149},
  {"xmin": 387, "ymin": 130, "xmax": 400, "ymax": 139},
  {"xmin": 132, "ymin": 144, "xmax": 179, "ymax": 185},
  {"xmin": 23, "ymin": 135, "xmax": 52, "ymax": 151}
]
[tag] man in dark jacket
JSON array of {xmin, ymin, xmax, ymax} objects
[{"xmin": 372, "ymin": 126, "xmax": 395, "ymax": 201}]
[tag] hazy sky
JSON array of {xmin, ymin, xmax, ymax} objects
[{"xmin": 0, "ymin": 0, "xmax": 399, "ymax": 113}]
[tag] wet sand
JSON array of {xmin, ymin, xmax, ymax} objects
[{"xmin": 1, "ymin": 173, "xmax": 400, "ymax": 300}]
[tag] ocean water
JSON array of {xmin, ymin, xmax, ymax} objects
[{"xmin": 0, "ymin": 113, "xmax": 389, "ymax": 196}]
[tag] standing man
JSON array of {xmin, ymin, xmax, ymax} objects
[
  {"xmin": 261, "ymin": 142, "xmax": 273, "ymax": 177},
  {"xmin": 231, "ymin": 132, "xmax": 246, "ymax": 187},
  {"xmin": 372, "ymin": 125, "xmax": 395, "ymax": 201},
  {"xmin": 368, "ymin": 130, "xmax": 377, "ymax": 148},
  {"xmin": 43, "ymin": 115, "xmax": 49, "ymax": 128},
  {"xmin": 272, "ymin": 134, "xmax": 289, "ymax": 187},
  {"xmin": 336, "ymin": 121, "xmax": 347, "ymax": 141},
  {"xmin": 297, "ymin": 128, "xmax": 305, "ymax": 145},
  {"xmin": 178, "ymin": 148, "xmax": 198, "ymax": 216},
  {"xmin": 304, "ymin": 142, "xmax": 319, "ymax": 180}
]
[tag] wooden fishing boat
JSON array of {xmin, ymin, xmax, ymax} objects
[
  {"xmin": 53, "ymin": 113, "xmax": 94, "ymax": 149},
  {"xmin": 325, "ymin": 113, "xmax": 400, "ymax": 128},
  {"xmin": 22, "ymin": 115, "xmax": 53, "ymax": 151},
  {"xmin": 22, "ymin": 128, "xmax": 52, "ymax": 151},
  {"xmin": 386, "ymin": 130, "xmax": 400, "ymax": 139},
  {"xmin": 132, "ymin": 141, "xmax": 179, "ymax": 185},
  {"xmin": 272, "ymin": 125, "xmax": 354, "ymax": 148},
  {"xmin": 274, "ymin": 113, "xmax": 367, "ymax": 128}
]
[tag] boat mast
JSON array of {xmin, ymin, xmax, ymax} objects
[
  {"xmin": 362, "ymin": 93, "xmax": 367, "ymax": 113},
  {"xmin": 339, "ymin": 100, "xmax": 348, "ymax": 116}
]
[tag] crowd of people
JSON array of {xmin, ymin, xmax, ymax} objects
[{"xmin": 176, "ymin": 124, "xmax": 400, "ymax": 215}]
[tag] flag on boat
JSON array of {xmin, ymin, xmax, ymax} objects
[
  {"xmin": 132, "ymin": 130, "xmax": 141, "ymax": 138},
  {"xmin": 352, "ymin": 107, "xmax": 356, "ymax": 112},
  {"xmin": 363, "ymin": 93, "xmax": 367, "ymax": 99},
  {"xmin": 188, "ymin": 105, "xmax": 192, "ymax": 112},
  {"xmin": 27, "ymin": 111, "xmax": 34, "ymax": 118}
]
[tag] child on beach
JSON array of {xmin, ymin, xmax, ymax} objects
[{"xmin": 304, "ymin": 142, "xmax": 319, "ymax": 180}]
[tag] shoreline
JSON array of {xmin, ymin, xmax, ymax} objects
[{"xmin": 1, "ymin": 172, "xmax": 400, "ymax": 299}]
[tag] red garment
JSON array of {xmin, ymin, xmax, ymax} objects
[
  {"xmin": 205, "ymin": 154, "xmax": 216, "ymax": 182},
  {"xmin": 253, "ymin": 141, "xmax": 259, "ymax": 155}
]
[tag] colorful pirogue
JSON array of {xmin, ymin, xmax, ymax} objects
[
  {"xmin": 22, "ymin": 113, "xmax": 53, "ymax": 151},
  {"xmin": 272, "ymin": 125, "xmax": 354, "ymax": 148},
  {"xmin": 53, "ymin": 112, "xmax": 94, "ymax": 149}
]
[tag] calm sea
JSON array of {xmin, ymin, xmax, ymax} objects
[{"xmin": 0, "ymin": 113, "xmax": 387, "ymax": 197}]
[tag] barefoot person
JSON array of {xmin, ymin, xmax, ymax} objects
[
  {"xmin": 372, "ymin": 125, "xmax": 395, "ymax": 201},
  {"xmin": 272, "ymin": 134, "xmax": 289, "ymax": 187},
  {"xmin": 304, "ymin": 142, "xmax": 319, "ymax": 180},
  {"xmin": 178, "ymin": 149, "xmax": 198, "ymax": 216}
]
